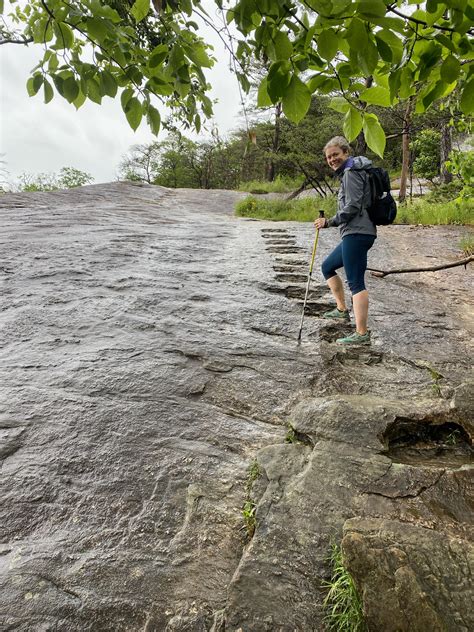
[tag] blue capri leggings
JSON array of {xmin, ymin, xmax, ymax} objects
[{"xmin": 321, "ymin": 234, "xmax": 375, "ymax": 295}]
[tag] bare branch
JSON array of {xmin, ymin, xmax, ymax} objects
[
  {"xmin": 369, "ymin": 255, "xmax": 473, "ymax": 278},
  {"xmin": 0, "ymin": 37, "xmax": 33, "ymax": 45}
]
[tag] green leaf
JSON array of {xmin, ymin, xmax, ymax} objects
[
  {"xmin": 87, "ymin": 77, "xmax": 102, "ymax": 104},
  {"xmin": 27, "ymin": 73, "xmax": 43, "ymax": 96},
  {"xmin": 63, "ymin": 76, "xmax": 79, "ymax": 103},
  {"xmin": 53, "ymin": 23, "xmax": 74, "ymax": 50},
  {"xmin": 0, "ymin": 1, "xmax": 4, "ymax": 14},
  {"xmin": 362, "ymin": 113, "xmax": 385, "ymax": 157},
  {"xmin": 329, "ymin": 97, "xmax": 350, "ymax": 113},
  {"xmin": 43, "ymin": 79, "xmax": 54, "ymax": 104},
  {"xmin": 48, "ymin": 53, "xmax": 59, "ymax": 72},
  {"xmin": 343, "ymin": 107, "xmax": 363, "ymax": 142},
  {"xmin": 147, "ymin": 105, "xmax": 161, "ymax": 135},
  {"xmin": 267, "ymin": 61, "xmax": 291, "ymax": 102},
  {"xmin": 358, "ymin": 38, "xmax": 378, "ymax": 75},
  {"xmin": 185, "ymin": 43, "xmax": 212, "ymax": 68},
  {"xmin": 359, "ymin": 86, "xmax": 391, "ymax": 106},
  {"xmin": 357, "ymin": 0, "xmax": 387, "ymax": 17},
  {"xmin": 421, "ymin": 80, "xmax": 447, "ymax": 110},
  {"xmin": 434, "ymin": 33, "xmax": 458, "ymax": 54},
  {"xmin": 318, "ymin": 29, "xmax": 339, "ymax": 61},
  {"xmin": 375, "ymin": 35, "xmax": 392, "ymax": 62},
  {"xmin": 440, "ymin": 55, "xmax": 461, "ymax": 83},
  {"xmin": 149, "ymin": 44, "xmax": 168, "ymax": 68},
  {"xmin": 273, "ymin": 31, "xmax": 293, "ymax": 60},
  {"xmin": 345, "ymin": 18, "xmax": 368, "ymax": 50},
  {"xmin": 100, "ymin": 70, "xmax": 118, "ymax": 97},
  {"xmin": 375, "ymin": 29, "xmax": 403, "ymax": 64},
  {"xmin": 168, "ymin": 44, "xmax": 185, "ymax": 72},
  {"xmin": 124, "ymin": 97, "xmax": 143, "ymax": 131},
  {"xmin": 86, "ymin": 17, "xmax": 108, "ymax": 42},
  {"xmin": 51, "ymin": 74, "xmax": 65, "ymax": 97},
  {"xmin": 460, "ymin": 76, "xmax": 474, "ymax": 114},
  {"xmin": 399, "ymin": 67, "xmax": 416, "ymax": 98},
  {"xmin": 73, "ymin": 89, "xmax": 87, "ymax": 110},
  {"xmin": 281, "ymin": 75, "xmax": 311, "ymax": 123},
  {"xmin": 307, "ymin": 74, "xmax": 329, "ymax": 92},
  {"xmin": 389, "ymin": 68, "xmax": 402, "ymax": 101},
  {"xmin": 257, "ymin": 77, "xmax": 273, "ymax": 107},
  {"xmin": 130, "ymin": 0, "xmax": 150, "ymax": 23}
]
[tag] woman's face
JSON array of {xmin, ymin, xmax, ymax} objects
[{"xmin": 325, "ymin": 145, "xmax": 349, "ymax": 171}]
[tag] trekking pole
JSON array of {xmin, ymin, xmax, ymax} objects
[{"xmin": 297, "ymin": 210, "xmax": 325, "ymax": 343}]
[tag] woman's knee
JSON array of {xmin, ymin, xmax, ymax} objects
[
  {"xmin": 348, "ymin": 278, "xmax": 366, "ymax": 295},
  {"xmin": 322, "ymin": 258, "xmax": 337, "ymax": 280}
]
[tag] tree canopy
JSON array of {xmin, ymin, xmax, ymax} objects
[{"xmin": 1, "ymin": 0, "xmax": 473, "ymax": 156}]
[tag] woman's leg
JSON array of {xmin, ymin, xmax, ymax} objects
[
  {"xmin": 352, "ymin": 290, "xmax": 369, "ymax": 334},
  {"xmin": 321, "ymin": 243, "xmax": 347, "ymax": 311},
  {"xmin": 341, "ymin": 235, "xmax": 375, "ymax": 334},
  {"xmin": 327, "ymin": 275, "xmax": 347, "ymax": 311}
]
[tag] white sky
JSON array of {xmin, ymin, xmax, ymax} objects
[{"xmin": 0, "ymin": 1, "xmax": 243, "ymax": 185}]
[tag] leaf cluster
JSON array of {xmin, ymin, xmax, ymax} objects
[
  {"xmin": 233, "ymin": 0, "xmax": 473, "ymax": 156},
  {"xmin": 2, "ymin": 1, "xmax": 473, "ymax": 152},
  {"xmin": 7, "ymin": 0, "xmax": 214, "ymax": 134}
]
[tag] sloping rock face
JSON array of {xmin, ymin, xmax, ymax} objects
[{"xmin": 0, "ymin": 182, "xmax": 472, "ymax": 631}]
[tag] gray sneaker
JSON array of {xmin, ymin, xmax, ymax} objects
[
  {"xmin": 336, "ymin": 331, "xmax": 371, "ymax": 345},
  {"xmin": 323, "ymin": 307, "xmax": 350, "ymax": 321}
]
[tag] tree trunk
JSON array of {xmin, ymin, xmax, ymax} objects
[
  {"xmin": 399, "ymin": 98, "xmax": 413, "ymax": 204},
  {"xmin": 440, "ymin": 119, "xmax": 453, "ymax": 184},
  {"xmin": 266, "ymin": 102, "xmax": 282, "ymax": 182}
]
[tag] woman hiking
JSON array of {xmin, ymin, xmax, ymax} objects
[{"xmin": 314, "ymin": 136, "xmax": 376, "ymax": 345}]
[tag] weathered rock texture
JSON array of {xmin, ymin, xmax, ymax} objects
[{"xmin": 0, "ymin": 182, "xmax": 472, "ymax": 631}]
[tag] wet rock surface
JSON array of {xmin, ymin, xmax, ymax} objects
[{"xmin": 0, "ymin": 182, "xmax": 473, "ymax": 631}]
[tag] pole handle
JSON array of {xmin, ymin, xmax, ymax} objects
[{"xmin": 319, "ymin": 210, "xmax": 325, "ymax": 218}]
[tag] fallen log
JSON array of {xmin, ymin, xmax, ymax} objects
[{"xmin": 369, "ymin": 255, "xmax": 473, "ymax": 278}]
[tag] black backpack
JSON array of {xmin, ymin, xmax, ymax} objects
[{"xmin": 363, "ymin": 166, "xmax": 397, "ymax": 225}]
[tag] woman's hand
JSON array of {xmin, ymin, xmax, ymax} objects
[{"xmin": 314, "ymin": 217, "xmax": 327, "ymax": 230}]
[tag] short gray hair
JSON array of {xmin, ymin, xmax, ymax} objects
[{"xmin": 323, "ymin": 136, "xmax": 352, "ymax": 154}]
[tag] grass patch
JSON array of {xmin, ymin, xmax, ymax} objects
[
  {"xmin": 460, "ymin": 234, "xmax": 474, "ymax": 256},
  {"xmin": 235, "ymin": 194, "xmax": 336, "ymax": 222},
  {"xmin": 395, "ymin": 197, "xmax": 474, "ymax": 226},
  {"xmin": 242, "ymin": 460, "xmax": 261, "ymax": 539},
  {"xmin": 323, "ymin": 543, "xmax": 366, "ymax": 632},
  {"xmin": 238, "ymin": 175, "xmax": 305, "ymax": 194},
  {"xmin": 235, "ymin": 190, "xmax": 473, "ymax": 226}
]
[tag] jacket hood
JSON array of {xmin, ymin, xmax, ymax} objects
[
  {"xmin": 351, "ymin": 156, "xmax": 373, "ymax": 170},
  {"xmin": 335, "ymin": 155, "xmax": 372, "ymax": 177}
]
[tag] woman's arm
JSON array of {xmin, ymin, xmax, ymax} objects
[{"xmin": 327, "ymin": 170, "xmax": 366, "ymax": 227}]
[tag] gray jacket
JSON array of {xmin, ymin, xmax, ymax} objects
[{"xmin": 326, "ymin": 156, "xmax": 377, "ymax": 238}]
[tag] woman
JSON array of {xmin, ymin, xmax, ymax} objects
[{"xmin": 314, "ymin": 136, "xmax": 376, "ymax": 345}]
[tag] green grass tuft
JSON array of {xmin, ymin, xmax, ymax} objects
[
  {"xmin": 394, "ymin": 197, "xmax": 474, "ymax": 226},
  {"xmin": 235, "ymin": 195, "xmax": 336, "ymax": 222},
  {"xmin": 459, "ymin": 234, "xmax": 474, "ymax": 256},
  {"xmin": 323, "ymin": 543, "xmax": 367, "ymax": 632},
  {"xmin": 242, "ymin": 460, "xmax": 261, "ymax": 539}
]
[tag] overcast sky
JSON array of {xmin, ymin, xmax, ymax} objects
[{"xmin": 0, "ymin": 2, "xmax": 243, "ymax": 186}]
